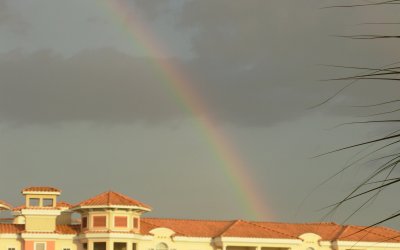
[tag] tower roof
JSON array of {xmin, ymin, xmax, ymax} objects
[
  {"xmin": 0, "ymin": 200, "xmax": 12, "ymax": 211},
  {"xmin": 21, "ymin": 186, "xmax": 61, "ymax": 195},
  {"xmin": 72, "ymin": 191, "xmax": 151, "ymax": 211}
]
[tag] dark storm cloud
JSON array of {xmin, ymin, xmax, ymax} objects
[
  {"xmin": 174, "ymin": 0, "xmax": 400, "ymax": 119},
  {"xmin": 1, "ymin": 0, "xmax": 399, "ymax": 126},
  {"xmin": 0, "ymin": 49, "xmax": 183, "ymax": 124},
  {"xmin": 0, "ymin": 48, "xmax": 318, "ymax": 126}
]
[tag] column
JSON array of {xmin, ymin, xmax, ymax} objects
[
  {"xmin": 127, "ymin": 241, "xmax": 132, "ymax": 250},
  {"xmin": 88, "ymin": 241, "xmax": 94, "ymax": 250},
  {"xmin": 106, "ymin": 240, "xmax": 112, "ymax": 250}
]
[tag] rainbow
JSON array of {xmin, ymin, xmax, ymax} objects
[{"xmin": 102, "ymin": 0, "xmax": 271, "ymax": 220}]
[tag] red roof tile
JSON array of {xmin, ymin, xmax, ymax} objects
[
  {"xmin": 0, "ymin": 224, "xmax": 24, "ymax": 234},
  {"xmin": 0, "ymin": 218, "xmax": 399, "ymax": 243},
  {"xmin": 22, "ymin": 186, "xmax": 61, "ymax": 193},
  {"xmin": 74, "ymin": 191, "xmax": 151, "ymax": 210},
  {"xmin": 56, "ymin": 225, "xmax": 80, "ymax": 234},
  {"xmin": 254, "ymin": 222, "xmax": 344, "ymax": 241},
  {"xmin": 221, "ymin": 220, "xmax": 297, "ymax": 238},
  {"xmin": 141, "ymin": 218, "xmax": 234, "ymax": 237},
  {"xmin": 140, "ymin": 218, "xmax": 400, "ymax": 242},
  {"xmin": 57, "ymin": 201, "xmax": 72, "ymax": 208},
  {"xmin": 338, "ymin": 225, "xmax": 400, "ymax": 243}
]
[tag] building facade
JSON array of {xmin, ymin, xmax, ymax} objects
[{"xmin": 0, "ymin": 187, "xmax": 399, "ymax": 250}]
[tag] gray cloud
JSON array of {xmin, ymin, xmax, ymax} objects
[{"xmin": 0, "ymin": 0, "xmax": 28, "ymax": 34}]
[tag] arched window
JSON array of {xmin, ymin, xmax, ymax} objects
[{"xmin": 156, "ymin": 243, "xmax": 168, "ymax": 250}]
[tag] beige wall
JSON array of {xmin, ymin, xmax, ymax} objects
[
  {"xmin": 25, "ymin": 216, "xmax": 57, "ymax": 232},
  {"xmin": 55, "ymin": 239, "xmax": 79, "ymax": 250},
  {"xmin": 0, "ymin": 238, "xmax": 23, "ymax": 250}
]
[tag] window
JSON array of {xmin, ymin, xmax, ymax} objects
[
  {"xmin": 63, "ymin": 248, "xmax": 71, "ymax": 250},
  {"xmin": 35, "ymin": 243, "xmax": 46, "ymax": 250},
  {"xmin": 82, "ymin": 244, "xmax": 87, "ymax": 250},
  {"xmin": 132, "ymin": 244, "xmax": 137, "ymax": 250},
  {"xmin": 114, "ymin": 216, "xmax": 127, "ymax": 227},
  {"xmin": 114, "ymin": 243, "xmax": 127, "ymax": 250},
  {"xmin": 82, "ymin": 217, "xmax": 87, "ymax": 228},
  {"xmin": 133, "ymin": 218, "xmax": 139, "ymax": 228},
  {"xmin": 156, "ymin": 243, "xmax": 168, "ymax": 250},
  {"xmin": 43, "ymin": 198, "xmax": 53, "ymax": 207},
  {"xmin": 93, "ymin": 243, "xmax": 106, "ymax": 250},
  {"xmin": 93, "ymin": 216, "xmax": 107, "ymax": 227},
  {"xmin": 29, "ymin": 198, "xmax": 40, "ymax": 207},
  {"xmin": 8, "ymin": 247, "xmax": 16, "ymax": 250}
]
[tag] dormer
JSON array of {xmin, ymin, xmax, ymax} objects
[
  {"xmin": 19, "ymin": 186, "xmax": 62, "ymax": 232},
  {"xmin": 22, "ymin": 186, "xmax": 61, "ymax": 208},
  {"xmin": 71, "ymin": 191, "xmax": 151, "ymax": 233}
]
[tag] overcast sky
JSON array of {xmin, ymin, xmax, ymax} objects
[{"xmin": 1, "ymin": 0, "xmax": 400, "ymax": 229}]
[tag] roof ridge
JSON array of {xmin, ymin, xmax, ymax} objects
[
  {"xmin": 377, "ymin": 225, "xmax": 400, "ymax": 234},
  {"xmin": 74, "ymin": 190, "xmax": 150, "ymax": 209},
  {"xmin": 110, "ymin": 191, "xmax": 151, "ymax": 208},
  {"xmin": 76, "ymin": 190, "xmax": 110, "ymax": 206},
  {"xmin": 245, "ymin": 220, "xmax": 297, "ymax": 239},
  {"xmin": 218, "ymin": 219, "xmax": 240, "ymax": 237},
  {"xmin": 332, "ymin": 225, "xmax": 349, "ymax": 240},
  {"xmin": 341, "ymin": 225, "xmax": 400, "ymax": 241},
  {"xmin": 143, "ymin": 217, "xmax": 233, "ymax": 222},
  {"xmin": 107, "ymin": 191, "xmax": 111, "ymax": 206},
  {"xmin": 252, "ymin": 221, "xmax": 338, "ymax": 226}
]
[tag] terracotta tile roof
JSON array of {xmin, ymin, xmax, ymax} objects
[
  {"xmin": 0, "ymin": 224, "xmax": 24, "ymax": 233},
  {"xmin": 22, "ymin": 186, "xmax": 61, "ymax": 193},
  {"xmin": 56, "ymin": 224, "xmax": 80, "ymax": 234},
  {"xmin": 141, "ymin": 218, "xmax": 235, "ymax": 237},
  {"xmin": 221, "ymin": 220, "xmax": 297, "ymax": 238},
  {"xmin": 254, "ymin": 222, "xmax": 344, "ymax": 241},
  {"xmin": 0, "ymin": 200, "xmax": 12, "ymax": 210},
  {"xmin": 74, "ymin": 191, "xmax": 151, "ymax": 210},
  {"xmin": 141, "ymin": 218, "xmax": 400, "ymax": 242},
  {"xmin": 57, "ymin": 201, "xmax": 72, "ymax": 208},
  {"xmin": 338, "ymin": 225, "xmax": 400, "ymax": 243}
]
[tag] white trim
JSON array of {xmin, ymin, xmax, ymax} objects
[
  {"xmin": 319, "ymin": 241, "xmax": 334, "ymax": 247},
  {"xmin": 335, "ymin": 241, "xmax": 400, "ymax": 248},
  {"xmin": 0, "ymin": 234, "xmax": 20, "ymax": 239},
  {"xmin": 78, "ymin": 233, "xmax": 153, "ymax": 240},
  {"xmin": 21, "ymin": 233, "xmax": 76, "ymax": 239},
  {"xmin": 0, "ymin": 204, "xmax": 11, "ymax": 210},
  {"xmin": 173, "ymin": 236, "xmax": 213, "ymax": 243},
  {"xmin": 21, "ymin": 209, "xmax": 61, "ymax": 216},
  {"xmin": 218, "ymin": 237, "xmax": 302, "ymax": 244},
  {"xmin": 22, "ymin": 191, "xmax": 60, "ymax": 195},
  {"xmin": 72, "ymin": 205, "xmax": 151, "ymax": 211}
]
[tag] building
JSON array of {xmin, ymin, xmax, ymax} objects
[{"xmin": 0, "ymin": 187, "xmax": 399, "ymax": 250}]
